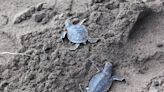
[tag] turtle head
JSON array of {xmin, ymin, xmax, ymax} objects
[
  {"xmin": 102, "ymin": 62, "xmax": 113, "ymax": 76},
  {"xmin": 65, "ymin": 17, "xmax": 73, "ymax": 28}
]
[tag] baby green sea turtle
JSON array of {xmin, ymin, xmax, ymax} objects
[
  {"xmin": 60, "ymin": 17, "xmax": 98, "ymax": 50},
  {"xmin": 80, "ymin": 62, "xmax": 125, "ymax": 92}
]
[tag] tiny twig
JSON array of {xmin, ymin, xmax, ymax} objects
[{"xmin": 0, "ymin": 52, "xmax": 31, "ymax": 57}]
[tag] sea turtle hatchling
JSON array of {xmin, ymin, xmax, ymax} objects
[
  {"xmin": 80, "ymin": 62, "xmax": 125, "ymax": 92},
  {"xmin": 60, "ymin": 17, "xmax": 99, "ymax": 50}
]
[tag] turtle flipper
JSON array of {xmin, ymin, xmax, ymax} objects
[
  {"xmin": 59, "ymin": 31, "xmax": 67, "ymax": 42},
  {"xmin": 88, "ymin": 37, "xmax": 99, "ymax": 43},
  {"xmin": 90, "ymin": 61, "xmax": 103, "ymax": 73},
  {"xmin": 111, "ymin": 75, "xmax": 125, "ymax": 81},
  {"xmin": 69, "ymin": 43, "xmax": 80, "ymax": 50},
  {"xmin": 60, "ymin": 31, "xmax": 67, "ymax": 39},
  {"xmin": 79, "ymin": 83, "xmax": 87, "ymax": 92},
  {"xmin": 79, "ymin": 18, "xmax": 87, "ymax": 25}
]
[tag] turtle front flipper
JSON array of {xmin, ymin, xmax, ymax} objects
[
  {"xmin": 59, "ymin": 31, "xmax": 67, "ymax": 42},
  {"xmin": 111, "ymin": 75, "xmax": 125, "ymax": 81},
  {"xmin": 78, "ymin": 18, "xmax": 87, "ymax": 25},
  {"xmin": 88, "ymin": 37, "xmax": 99, "ymax": 43},
  {"xmin": 90, "ymin": 60, "xmax": 103, "ymax": 73},
  {"xmin": 69, "ymin": 43, "xmax": 80, "ymax": 50},
  {"xmin": 60, "ymin": 31, "xmax": 67, "ymax": 39},
  {"xmin": 79, "ymin": 83, "xmax": 87, "ymax": 92}
]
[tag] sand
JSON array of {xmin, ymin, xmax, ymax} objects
[{"xmin": 0, "ymin": 0, "xmax": 164, "ymax": 92}]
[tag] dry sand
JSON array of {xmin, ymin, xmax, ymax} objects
[{"xmin": 0, "ymin": 0, "xmax": 164, "ymax": 92}]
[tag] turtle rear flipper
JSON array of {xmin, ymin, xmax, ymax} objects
[
  {"xmin": 111, "ymin": 75, "xmax": 125, "ymax": 81},
  {"xmin": 69, "ymin": 43, "xmax": 80, "ymax": 50},
  {"xmin": 88, "ymin": 37, "xmax": 99, "ymax": 43}
]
